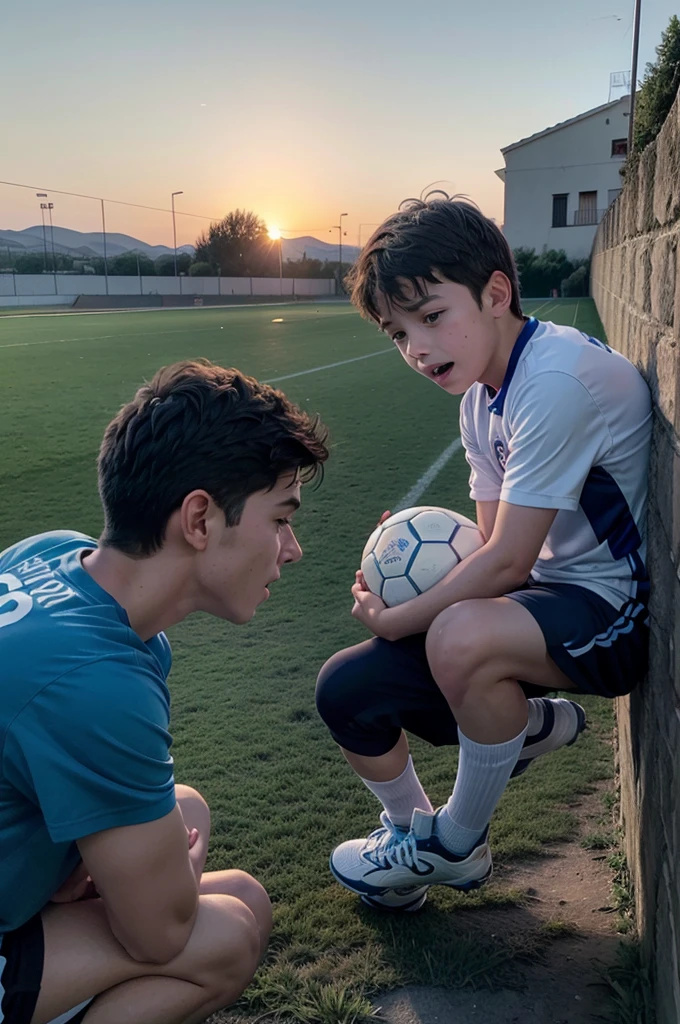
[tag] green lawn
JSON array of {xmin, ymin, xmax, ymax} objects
[{"xmin": 0, "ymin": 298, "xmax": 613, "ymax": 1021}]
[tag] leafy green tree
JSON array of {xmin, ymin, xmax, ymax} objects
[
  {"xmin": 188, "ymin": 261, "xmax": 215, "ymax": 277},
  {"xmin": 512, "ymin": 248, "xmax": 589, "ymax": 297},
  {"xmin": 13, "ymin": 253, "xmax": 47, "ymax": 274},
  {"xmin": 12, "ymin": 252, "xmax": 75, "ymax": 274},
  {"xmin": 194, "ymin": 210, "xmax": 272, "ymax": 276},
  {"xmin": 634, "ymin": 15, "xmax": 680, "ymax": 151},
  {"xmin": 108, "ymin": 252, "xmax": 156, "ymax": 276},
  {"xmin": 155, "ymin": 253, "xmax": 192, "ymax": 276}
]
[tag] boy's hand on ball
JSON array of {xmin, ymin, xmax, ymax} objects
[{"xmin": 351, "ymin": 578, "xmax": 397, "ymax": 638}]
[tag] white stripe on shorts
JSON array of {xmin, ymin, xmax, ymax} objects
[{"xmin": 46, "ymin": 999, "xmax": 94, "ymax": 1024}]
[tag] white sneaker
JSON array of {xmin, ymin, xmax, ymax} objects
[
  {"xmin": 341, "ymin": 815, "xmax": 429, "ymax": 911},
  {"xmin": 511, "ymin": 698, "xmax": 587, "ymax": 778},
  {"xmin": 330, "ymin": 808, "xmax": 492, "ymax": 900}
]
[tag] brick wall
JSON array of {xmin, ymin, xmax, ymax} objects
[{"xmin": 591, "ymin": 90, "xmax": 680, "ymax": 1024}]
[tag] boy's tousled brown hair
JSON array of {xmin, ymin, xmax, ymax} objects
[
  {"xmin": 346, "ymin": 193, "xmax": 522, "ymax": 322},
  {"xmin": 98, "ymin": 360, "xmax": 329, "ymax": 556}
]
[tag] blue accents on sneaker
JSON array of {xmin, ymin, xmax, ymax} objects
[{"xmin": 511, "ymin": 699, "xmax": 587, "ymax": 779}]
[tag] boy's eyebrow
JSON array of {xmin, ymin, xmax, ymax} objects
[
  {"xmin": 404, "ymin": 294, "xmax": 441, "ymax": 313},
  {"xmin": 277, "ymin": 496, "xmax": 301, "ymax": 511}
]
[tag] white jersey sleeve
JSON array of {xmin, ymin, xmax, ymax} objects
[
  {"xmin": 460, "ymin": 386, "xmax": 503, "ymax": 502},
  {"xmin": 501, "ymin": 370, "xmax": 613, "ymax": 511}
]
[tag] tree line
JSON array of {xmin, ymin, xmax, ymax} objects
[{"xmin": 1, "ymin": 209, "xmax": 350, "ymax": 280}]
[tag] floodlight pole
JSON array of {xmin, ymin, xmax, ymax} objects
[
  {"xmin": 41, "ymin": 201, "xmax": 57, "ymax": 293},
  {"xmin": 36, "ymin": 193, "xmax": 48, "ymax": 272},
  {"xmin": 172, "ymin": 191, "xmax": 183, "ymax": 277},
  {"xmin": 339, "ymin": 212, "xmax": 347, "ymax": 276},
  {"xmin": 628, "ymin": 0, "xmax": 642, "ymax": 156},
  {"xmin": 331, "ymin": 212, "xmax": 348, "ymax": 295},
  {"xmin": 100, "ymin": 199, "xmax": 109, "ymax": 295},
  {"xmin": 278, "ymin": 236, "xmax": 283, "ymax": 296}
]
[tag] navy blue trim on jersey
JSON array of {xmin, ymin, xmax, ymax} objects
[
  {"xmin": 582, "ymin": 333, "xmax": 612, "ymax": 352},
  {"xmin": 580, "ymin": 466, "xmax": 641, "ymax": 558},
  {"xmin": 488, "ymin": 318, "xmax": 540, "ymax": 416}
]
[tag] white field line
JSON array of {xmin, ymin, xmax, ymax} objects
[
  {"xmin": 0, "ymin": 334, "xmax": 118, "ymax": 350},
  {"xmin": 572, "ymin": 301, "xmax": 580, "ymax": 326},
  {"xmin": 525, "ymin": 299, "xmax": 552, "ymax": 317},
  {"xmin": 265, "ymin": 348, "xmax": 393, "ymax": 383},
  {"xmin": 0, "ymin": 300, "xmax": 354, "ymax": 321},
  {"xmin": 394, "ymin": 437, "xmax": 463, "ymax": 511}
]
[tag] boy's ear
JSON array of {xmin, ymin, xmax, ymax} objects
[{"xmin": 484, "ymin": 271, "xmax": 513, "ymax": 319}]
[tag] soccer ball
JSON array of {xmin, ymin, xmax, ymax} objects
[{"xmin": 360, "ymin": 506, "xmax": 484, "ymax": 607}]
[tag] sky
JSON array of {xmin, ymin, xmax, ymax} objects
[{"xmin": 1, "ymin": 0, "xmax": 677, "ymax": 249}]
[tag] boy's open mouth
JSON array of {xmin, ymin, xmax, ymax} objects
[{"xmin": 431, "ymin": 362, "xmax": 454, "ymax": 378}]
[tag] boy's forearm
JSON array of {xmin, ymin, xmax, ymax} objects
[{"xmin": 385, "ymin": 544, "xmax": 527, "ymax": 639}]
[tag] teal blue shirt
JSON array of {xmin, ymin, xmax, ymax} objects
[{"xmin": 0, "ymin": 531, "xmax": 176, "ymax": 934}]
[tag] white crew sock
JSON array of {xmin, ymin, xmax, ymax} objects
[
  {"xmin": 527, "ymin": 697, "xmax": 545, "ymax": 735},
  {"xmin": 436, "ymin": 725, "xmax": 528, "ymax": 855},
  {"xmin": 360, "ymin": 755, "xmax": 433, "ymax": 827}
]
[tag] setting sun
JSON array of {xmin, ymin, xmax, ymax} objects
[{"xmin": 268, "ymin": 226, "xmax": 281, "ymax": 240}]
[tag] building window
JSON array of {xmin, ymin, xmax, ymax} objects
[
  {"xmin": 552, "ymin": 194, "xmax": 568, "ymax": 228},
  {"xmin": 608, "ymin": 188, "xmax": 622, "ymax": 205},
  {"xmin": 574, "ymin": 191, "xmax": 599, "ymax": 226},
  {"xmin": 611, "ymin": 138, "xmax": 628, "ymax": 157}
]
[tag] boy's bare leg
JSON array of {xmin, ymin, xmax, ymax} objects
[
  {"xmin": 425, "ymin": 597, "xmax": 575, "ymax": 739},
  {"xmin": 34, "ymin": 893, "xmax": 259, "ymax": 1024},
  {"xmin": 340, "ymin": 730, "xmax": 409, "ymax": 782},
  {"xmin": 31, "ymin": 785, "xmax": 271, "ymax": 1024}
]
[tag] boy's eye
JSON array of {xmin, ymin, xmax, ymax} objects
[
  {"xmin": 424, "ymin": 311, "xmax": 442, "ymax": 325},
  {"xmin": 392, "ymin": 331, "xmax": 407, "ymax": 344},
  {"xmin": 277, "ymin": 518, "xmax": 292, "ymax": 528}
]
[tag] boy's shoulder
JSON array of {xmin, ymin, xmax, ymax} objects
[{"xmin": 0, "ymin": 530, "xmax": 172, "ymax": 720}]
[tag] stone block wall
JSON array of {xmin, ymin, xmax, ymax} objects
[{"xmin": 591, "ymin": 90, "xmax": 680, "ymax": 1024}]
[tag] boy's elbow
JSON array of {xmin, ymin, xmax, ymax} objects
[{"xmin": 490, "ymin": 548, "xmax": 533, "ymax": 592}]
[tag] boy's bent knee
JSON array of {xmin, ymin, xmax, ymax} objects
[
  {"xmin": 316, "ymin": 647, "xmax": 367, "ymax": 725},
  {"xmin": 222, "ymin": 871, "xmax": 272, "ymax": 947},
  {"xmin": 193, "ymin": 894, "xmax": 261, "ymax": 1004}
]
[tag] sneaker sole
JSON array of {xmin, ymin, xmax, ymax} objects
[
  {"xmin": 511, "ymin": 702, "xmax": 587, "ymax": 779},
  {"xmin": 360, "ymin": 890, "xmax": 429, "ymax": 912},
  {"xmin": 329, "ymin": 854, "xmax": 492, "ymax": 899}
]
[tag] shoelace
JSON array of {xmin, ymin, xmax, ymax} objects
[{"xmin": 369, "ymin": 812, "xmax": 425, "ymax": 871}]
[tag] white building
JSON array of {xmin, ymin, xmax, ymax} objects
[{"xmin": 496, "ymin": 97, "xmax": 630, "ymax": 259}]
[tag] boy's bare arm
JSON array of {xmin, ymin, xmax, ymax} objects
[
  {"xmin": 476, "ymin": 500, "xmax": 499, "ymax": 543},
  {"xmin": 351, "ymin": 501, "xmax": 557, "ymax": 640},
  {"xmin": 77, "ymin": 804, "xmax": 199, "ymax": 964}
]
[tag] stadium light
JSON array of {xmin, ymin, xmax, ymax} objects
[
  {"xmin": 36, "ymin": 194, "xmax": 49, "ymax": 273},
  {"xmin": 171, "ymin": 192, "xmax": 183, "ymax": 277},
  {"xmin": 330, "ymin": 213, "xmax": 349, "ymax": 295}
]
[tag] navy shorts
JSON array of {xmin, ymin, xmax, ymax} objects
[
  {"xmin": 0, "ymin": 915, "xmax": 91, "ymax": 1024},
  {"xmin": 315, "ymin": 581, "xmax": 648, "ymax": 757}
]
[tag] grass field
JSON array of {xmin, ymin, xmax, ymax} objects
[{"xmin": 0, "ymin": 298, "xmax": 614, "ymax": 1022}]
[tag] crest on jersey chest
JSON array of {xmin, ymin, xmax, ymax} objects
[{"xmin": 493, "ymin": 437, "xmax": 507, "ymax": 470}]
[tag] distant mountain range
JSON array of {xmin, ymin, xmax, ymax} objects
[{"xmin": 0, "ymin": 226, "xmax": 361, "ymax": 264}]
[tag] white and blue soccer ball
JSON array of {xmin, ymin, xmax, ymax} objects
[{"xmin": 360, "ymin": 506, "xmax": 484, "ymax": 607}]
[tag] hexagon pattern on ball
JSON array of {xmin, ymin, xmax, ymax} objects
[{"xmin": 360, "ymin": 506, "xmax": 484, "ymax": 607}]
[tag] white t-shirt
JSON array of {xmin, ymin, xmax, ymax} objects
[{"xmin": 459, "ymin": 318, "xmax": 652, "ymax": 610}]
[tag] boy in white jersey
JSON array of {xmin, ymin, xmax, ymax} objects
[{"xmin": 315, "ymin": 194, "xmax": 652, "ymax": 910}]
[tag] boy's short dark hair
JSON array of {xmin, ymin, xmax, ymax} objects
[
  {"xmin": 98, "ymin": 360, "xmax": 329, "ymax": 556},
  {"xmin": 346, "ymin": 193, "xmax": 522, "ymax": 323}
]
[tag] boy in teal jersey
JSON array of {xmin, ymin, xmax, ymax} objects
[{"xmin": 0, "ymin": 360, "xmax": 328, "ymax": 1024}]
